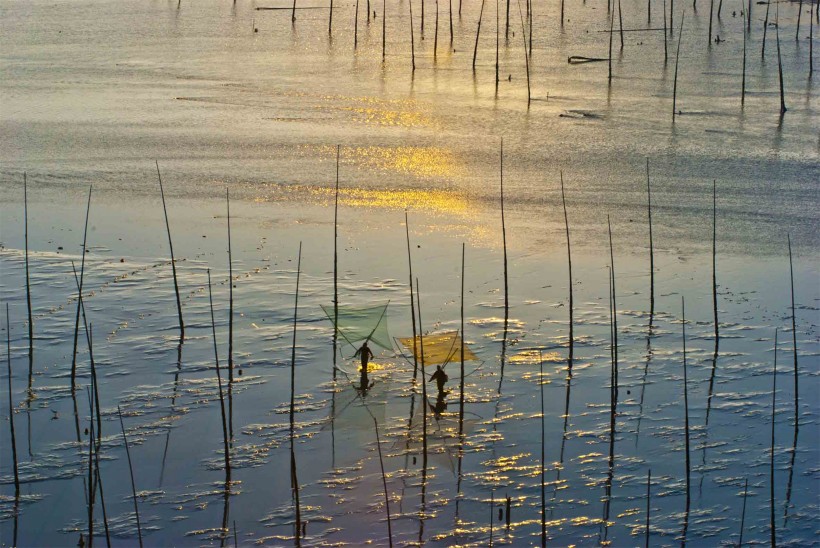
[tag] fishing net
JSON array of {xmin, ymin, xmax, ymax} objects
[
  {"xmin": 320, "ymin": 302, "xmax": 392, "ymax": 351},
  {"xmin": 397, "ymin": 331, "xmax": 478, "ymax": 367}
]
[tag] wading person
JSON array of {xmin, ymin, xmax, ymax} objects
[
  {"xmin": 355, "ymin": 340, "xmax": 375, "ymax": 391},
  {"xmin": 429, "ymin": 364, "xmax": 448, "ymax": 395}
]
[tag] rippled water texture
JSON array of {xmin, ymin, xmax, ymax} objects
[{"xmin": 0, "ymin": 0, "xmax": 818, "ymax": 545}]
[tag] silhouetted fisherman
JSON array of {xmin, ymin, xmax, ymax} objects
[
  {"xmin": 354, "ymin": 340, "xmax": 374, "ymax": 391},
  {"xmin": 429, "ymin": 365, "xmax": 449, "ymax": 395}
]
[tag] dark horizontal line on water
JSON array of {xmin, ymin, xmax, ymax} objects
[{"xmin": 597, "ymin": 27, "xmax": 667, "ymax": 32}]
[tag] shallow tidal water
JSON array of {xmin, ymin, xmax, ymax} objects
[{"xmin": 0, "ymin": 0, "xmax": 819, "ymax": 545}]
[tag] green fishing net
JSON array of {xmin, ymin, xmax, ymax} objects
[{"xmin": 320, "ymin": 302, "xmax": 392, "ymax": 351}]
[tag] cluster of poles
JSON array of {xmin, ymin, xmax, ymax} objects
[
  {"xmin": 252, "ymin": 0, "xmax": 817, "ymax": 114},
  {"xmin": 4, "ymin": 140, "xmax": 804, "ymax": 544}
]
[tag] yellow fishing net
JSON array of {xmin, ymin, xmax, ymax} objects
[{"xmin": 397, "ymin": 331, "xmax": 478, "ymax": 366}]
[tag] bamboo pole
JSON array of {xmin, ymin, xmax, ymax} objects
[
  {"xmin": 561, "ymin": 172, "xmax": 574, "ymax": 362},
  {"xmin": 739, "ymin": 477, "xmax": 749, "ymax": 545},
  {"xmin": 383, "ymin": 0, "xmax": 387, "ymax": 61},
  {"xmin": 329, "ymin": 0, "xmax": 333, "ymax": 33},
  {"xmin": 355, "ymin": 0, "xmax": 360, "ymax": 49},
  {"xmin": 289, "ymin": 244, "xmax": 303, "ymax": 540},
  {"xmin": 410, "ymin": 0, "xmax": 416, "ymax": 70},
  {"xmin": 473, "ymin": 0, "xmax": 486, "ymax": 69},
  {"xmin": 539, "ymin": 352, "xmax": 546, "ymax": 547},
  {"xmin": 156, "ymin": 162, "xmax": 184, "ymax": 340},
  {"xmin": 416, "ymin": 278, "xmax": 428, "ymax": 470},
  {"xmin": 788, "ymin": 234, "xmax": 798, "ymax": 431},
  {"xmin": 682, "ymin": 296, "xmax": 691, "ymax": 513},
  {"xmin": 500, "ymin": 139, "xmax": 508, "ymax": 346},
  {"xmin": 24, "ymin": 175, "xmax": 33, "ymax": 392},
  {"xmin": 117, "ymin": 406, "xmax": 144, "ymax": 548},
  {"xmin": 449, "ymin": 0, "xmax": 454, "ymax": 43},
  {"xmin": 618, "ymin": 0, "xmax": 625, "ymax": 49},
  {"xmin": 712, "ymin": 179, "xmax": 719, "ymax": 341},
  {"xmin": 517, "ymin": 0, "xmax": 531, "ymax": 105},
  {"xmin": 333, "ymin": 146, "xmax": 340, "ymax": 380},
  {"xmin": 373, "ymin": 417, "xmax": 394, "ymax": 547},
  {"xmin": 496, "ymin": 0, "xmax": 500, "ymax": 87},
  {"xmin": 405, "ymin": 211, "xmax": 419, "ymax": 379},
  {"xmin": 762, "ymin": 0, "xmax": 771, "ymax": 58},
  {"xmin": 742, "ymin": 8, "xmax": 747, "ymax": 107},
  {"xmin": 207, "ymin": 270, "xmax": 231, "ymax": 482},
  {"xmin": 709, "ymin": 0, "xmax": 714, "ymax": 43},
  {"xmin": 776, "ymin": 4, "xmax": 787, "ymax": 115},
  {"xmin": 71, "ymin": 186, "xmax": 92, "ymax": 390},
  {"xmin": 226, "ymin": 189, "xmax": 234, "ymax": 444},
  {"xmin": 459, "ymin": 243, "xmax": 466, "ymax": 434},
  {"xmin": 608, "ymin": 216, "xmax": 618, "ymax": 398},
  {"xmin": 609, "ymin": 4, "xmax": 615, "ymax": 81},
  {"xmin": 646, "ymin": 160, "xmax": 655, "ymax": 321},
  {"xmin": 672, "ymin": 11, "xmax": 685, "ymax": 121},
  {"xmin": 6, "ymin": 304, "xmax": 19, "ymax": 498},
  {"xmin": 87, "ymin": 386, "xmax": 95, "ymax": 548},
  {"xmin": 645, "ymin": 469, "xmax": 651, "ymax": 547},
  {"xmin": 770, "ymin": 329, "xmax": 778, "ymax": 548},
  {"xmin": 435, "ymin": 0, "xmax": 439, "ymax": 59}
]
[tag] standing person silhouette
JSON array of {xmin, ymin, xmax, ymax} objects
[
  {"xmin": 429, "ymin": 365, "xmax": 448, "ymax": 395},
  {"xmin": 354, "ymin": 340, "xmax": 375, "ymax": 391}
]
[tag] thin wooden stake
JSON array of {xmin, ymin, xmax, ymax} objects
[
  {"xmin": 117, "ymin": 405, "xmax": 144, "ymax": 548},
  {"xmin": 517, "ymin": 0, "xmax": 531, "ymax": 106},
  {"xmin": 226, "ymin": 189, "xmax": 234, "ymax": 444},
  {"xmin": 329, "ymin": 0, "xmax": 333, "ymax": 33},
  {"xmin": 156, "ymin": 162, "xmax": 184, "ymax": 340},
  {"xmin": 355, "ymin": 0, "xmax": 360, "ymax": 49},
  {"xmin": 71, "ymin": 186, "xmax": 92, "ymax": 390},
  {"xmin": 539, "ymin": 352, "xmax": 546, "ymax": 547},
  {"xmin": 473, "ymin": 0, "xmax": 485, "ymax": 69},
  {"xmin": 712, "ymin": 179, "xmax": 718, "ymax": 341},
  {"xmin": 645, "ymin": 469, "xmax": 651, "ymax": 547},
  {"xmin": 739, "ymin": 477, "xmax": 749, "ymax": 546},
  {"xmin": 776, "ymin": 4, "xmax": 787, "ymax": 115},
  {"xmin": 6, "ymin": 304, "xmax": 19, "ymax": 498},
  {"xmin": 459, "ymin": 243, "xmax": 466, "ymax": 434},
  {"xmin": 405, "ymin": 211, "xmax": 419, "ymax": 379},
  {"xmin": 771, "ymin": 329, "xmax": 778, "ymax": 548},
  {"xmin": 416, "ymin": 278, "xmax": 428, "ymax": 470},
  {"xmin": 495, "ymin": 0, "xmax": 500, "ymax": 87},
  {"xmin": 333, "ymin": 146, "xmax": 340, "ymax": 379},
  {"xmin": 608, "ymin": 216, "xmax": 618, "ymax": 397},
  {"xmin": 762, "ymin": 0, "xmax": 771, "ymax": 58},
  {"xmin": 788, "ymin": 234, "xmax": 798, "ymax": 432},
  {"xmin": 709, "ymin": 0, "xmax": 714, "ymax": 43},
  {"xmin": 410, "ymin": 0, "xmax": 416, "ymax": 70},
  {"xmin": 742, "ymin": 8, "xmax": 747, "ymax": 107},
  {"xmin": 24, "ymin": 175, "xmax": 33, "ymax": 393},
  {"xmin": 383, "ymin": 0, "xmax": 387, "ymax": 61},
  {"xmin": 672, "ymin": 11, "xmax": 685, "ymax": 121},
  {"xmin": 289, "ymin": 244, "xmax": 303, "ymax": 540},
  {"xmin": 561, "ymin": 172, "xmax": 574, "ymax": 361},
  {"xmin": 646, "ymin": 160, "xmax": 655, "ymax": 321},
  {"xmin": 206, "ymin": 270, "xmax": 231, "ymax": 482},
  {"xmin": 500, "ymin": 139, "xmax": 509, "ymax": 343},
  {"xmin": 682, "ymin": 296, "xmax": 691, "ymax": 512},
  {"xmin": 373, "ymin": 417, "xmax": 394, "ymax": 547}
]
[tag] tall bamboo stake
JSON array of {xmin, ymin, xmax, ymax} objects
[
  {"xmin": 373, "ymin": 417, "xmax": 394, "ymax": 547},
  {"xmin": 739, "ymin": 477, "xmax": 749, "ymax": 545},
  {"xmin": 500, "ymin": 139, "xmax": 508, "ymax": 346},
  {"xmin": 24, "ymin": 175, "xmax": 33, "ymax": 393},
  {"xmin": 560, "ymin": 172, "xmax": 574, "ymax": 362},
  {"xmin": 405, "ymin": 211, "xmax": 419, "ymax": 379},
  {"xmin": 383, "ymin": 0, "xmax": 387, "ymax": 61},
  {"xmin": 329, "ymin": 0, "xmax": 333, "ymax": 33},
  {"xmin": 449, "ymin": 0, "xmax": 453, "ymax": 43},
  {"xmin": 810, "ymin": 2, "xmax": 814, "ymax": 74},
  {"xmin": 770, "ymin": 329, "xmax": 778, "ymax": 547},
  {"xmin": 355, "ymin": 0, "xmax": 360, "ymax": 48},
  {"xmin": 608, "ymin": 216, "xmax": 618, "ymax": 397},
  {"xmin": 226, "ymin": 189, "xmax": 234, "ymax": 444},
  {"xmin": 87, "ymin": 386, "xmax": 95, "ymax": 548},
  {"xmin": 742, "ymin": 8, "xmax": 747, "ymax": 107},
  {"xmin": 496, "ymin": 0, "xmax": 500, "ymax": 87},
  {"xmin": 645, "ymin": 469, "xmax": 651, "ymax": 547},
  {"xmin": 539, "ymin": 352, "xmax": 546, "ymax": 547},
  {"xmin": 672, "ymin": 11, "xmax": 685, "ymax": 121},
  {"xmin": 682, "ymin": 296, "xmax": 691, "ymax": 513},
  {"xmin": 608, "ymin": 5, "xmax": 615, "ymax": 81},
  {"xmin": 292, "ymin": 0, "xmax": 297, "ymax": 22},
  {"xmin": 156, "ymin": 162, "xmax": 184, "ymax": 340},
  {"xmin": 117, "ymin": 406, "xmax": 144, "ymax": 548},
  {"xmin": 646, "ymin": 160, "xmax": 655, "ymax": 321},
  {"xmin": 6, "ymin": 304, "xmax": 19, "ymax": 498},
  {"xmin": 505, "ymin": 0, "xmax": 510, "ymax": 40},
  {"xmin": 333, "ymin": 146, "xmax": 340, "ymax": 380},
  {"xmin": 89, "ymin": 381, "xmax": 111, "ymax": 548},
  {"xmin": 410, "ymin": 0, "xmax": 416, "ymax": 70},
  {"xmin": 416, "ymin": 278, "xmax": 428, "ymax": 470},
  {"xmin": 459, "ymin": 243, "xmax": 466, "ymax": 434},
  {"xmin": 207, "ymin": 270, "xmax": 231, "ymax": 482},
  {"xmin": 709, "ymin": 0, "xmax": 714, "ymax": 43},
  {"xmin": 712, "ymin": 179, "xmax": 719, "ymax": 341},
  {"xmin": 517, "ymin": 0, "xmax": 531, "ymax": 105},
  {"xmin": 747, "ymin": 0, "xmax": 752, "ymax": 31},
  {"xmin": 788, "ymin": 234, "xmax": 798, "ymax": 431},
  {"xmin": 618, "ymin": 0, "xmax": 625, "ymax": 49},
  {"xmin": 776, "ymin": 5, "xmax": 787, "ymax": 115},
  {"xmin": 71, "ymin": 186, "xmax": 92, "ymax": 390},
  {"xmin": 435, "ymin": 0, "xmax": 439, "ymax": 58},
  {"xmin": 290, "ymin": 244, "xmax": 303, "ymax": 540},
  {"xmin": 473, "ymin": 0, "xmax": 486, "ymax": 69},
  {"xmin": 664, "ymin": 0, "xmax": 668, "ymax": 60},
  {"xmin": 762, "ymin": 0, "xmax": 771, "ymax": 58}
]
